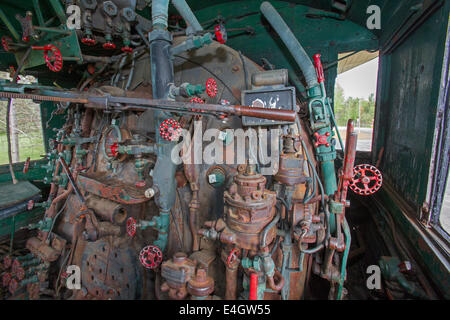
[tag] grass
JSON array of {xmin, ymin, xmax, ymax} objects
[{"xmin": 0, "ymin": 132, "xmax": 45, "ymax": 165}]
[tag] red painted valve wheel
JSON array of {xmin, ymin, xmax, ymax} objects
[
  {"xmin": 139, "ymin": 245, "xmax": 163, "ymax": 270},
  {"xmin": 190, "ymin": 97, "xmax": 205, "ymax": 113},
  {"xmin": 206, "ymin": 78, "xmax": 218, "ymax": 97},
  {"xmin": 2, "ymin": 273, "xmax": 11, "ymax": 287},
  {"xmin": 227, "ymin": 248, "xmax": 240, "ymax": 268},
  {"xmin": 349, "ymin": 164, "xmax": 383, "ymax": 195},
  {"xmin": 32, "ymin": 44, "xmax": 63, "ymax": 72},
  {"xmin": 127, "ymin": 217, "xmax": 137, "ymax": 237},
  {"xmin": 1, "ymin": 36, "xmax": 12, "ymax": 52},
  {"xmin": 103, "ymin": 42, "xmax": 116, "ymax": 50},
  {"xmin": 44, "ymin": 45, "xmax": 63, "ymax": 72},
  {"xmin": 81, "ymin": 37, "xmax": 97, "ymax": 46},
  {"xmin": 121, "ymin": 46, "xmax": 133, "ymax": 53},
  {"xmin": 159, "ymin": 119, "xmax": 182, "ymax": 142},
  {"xmin": 3, "ymin": 255, "xmax": 12, "ymax": 269}
]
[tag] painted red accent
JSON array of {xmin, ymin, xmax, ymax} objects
[
  {"xmin": 23, "ymin": 157, "xmax": 30, "ymax": 174},
  {"xmin": 126, "ymin": 217, "xmax": 136, "ymax": 237},
  {"xmin": 313, "ymin": 131, "xmax": 330, "ymax": 148},
  {"xmin": 108, "ymin": 142, "xmax": 119, "ymax": 158},
  {"xmin": 349, "ymin": 164, "xmax": 383, "ymax": 195},
  {"xmin": 1, "ymin": 36, "xmax": 11, "ymax": 52},
  {"xmin": 249, "ymin": 272, "xmax": 258, "ymax": 300},
  {"xmin": 81, "ymin": 37, "xmax": 97, "ymax": 46},
  {"xmin": 135, "ymin": 181, "xmax": 146, "ymax": 188},
  {"xmin": 214, "ymin": 25, "xmax": 226, "ymax": 44},
  {"xmin": 226, "ymin": 248, "xmax": 240, "ymax": 268},
  {"xmin": 121, "ymin": 46, "xmax": 133, "ymax": 53},
  {"xmin": 139, "ymin": 245, "xmax": 163, "ymax": 270},
  {"xmin": 206, "ymin": 78, "xmax": 218, "ymax": 97},
  {"xmin": 103, "ymin": 42, "xmax": 116, "ymax": 50},
  {"xmin": 313, "ymin": 53, "xmax": 325, "ymax": 83}
]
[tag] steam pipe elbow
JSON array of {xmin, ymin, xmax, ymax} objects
[
  {"xmin": 171, "ymin": 0, "xmax": 203, "ymax": 34},
  {"xmin": 260, "ymin": 1, "xmax": 318, "ymax": 89}
]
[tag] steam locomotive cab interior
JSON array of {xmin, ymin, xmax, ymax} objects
[{"xmin": 0, "ymin": 0, "xmax": 448, "ymax": 301}]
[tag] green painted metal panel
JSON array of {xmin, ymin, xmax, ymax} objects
[{"xmin": 373, "ymin": 3, "xmax": 449, "ymax": 209}]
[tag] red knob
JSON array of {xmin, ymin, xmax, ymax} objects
[
  {"xmin": 121, "ymin": 46, "xmax": 133, "ymax": 53},
  {"xmin": 206, "ymin": 78, "xmax": 218, "ymax": 97},
  {"xmin": 139, "ymin": 245, "xmax": 163, "ymax": 270},
  {"xmin": 126, "ymin": 217, "xmax": 136, "ymax": 237}
]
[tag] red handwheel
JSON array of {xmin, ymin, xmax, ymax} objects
[
  {"xmin": 1, "ymin": 36, "xmax": 12, "ymax": 52},
  {"xmin": 206, "ymin": 78, "xmax": 218, "ymax": 97},
  {"xmin": 349, "ymin": 164, "xmax": 383, "ymax": 195},
  {"xmin": 139, "ymin": 245, "xmax": 163, "ymax": 270},
  {"xmin": 126, "ymin": 217, "xmax": 136, "ymax": 237},
  {"xmin": 159, "ymin": 119, "xmax": 181, "ymax": 142},
  {"xmin": 32, "ymin": 44, "xmax": 63, "ymax": 72}
]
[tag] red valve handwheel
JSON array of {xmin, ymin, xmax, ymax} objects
[
  {"xmin": 32, "ymin": 44, "xmax": 63, "ymax": 72},
  {"xmin": 227, "ymin": 248, "xmax": 240, "ymax": 268},
  {"xmin": 349, "ymin": 164, "xmax": 383, "ymax": 195},
  {"xmin": 206, "ymin": 78, "xmax": 218, "ymax": 97},
  {"xmin": 81, "ymin": 37, "xmax": 97, "ymax": 46},
  {"xmin": 121, "ymin": 46, "xmax": 133, "ymax": 53},
  {"xmin": 313, "ymin": 131, "xmax": 331, "ymax": 148},
  {"xmin": 159, "ymin": 119, "xmax": 181, "ymax": 142},
  {"xmin": 127, "ymin": 217, "xmax": 136, "ymax": 237},
  {"xmin": 103, "ymin": 42, "xmax": 116, "ymax": 50},
  {"xmin": 190, "ymin": 97, "xmax": 205, "ymax": 113},
  {"xmin": 9, "ymin": 278, "xmax": 18, "ymax": 295},
  {"xmin": 139, "ymin": 245, "xmax": 163, "ymax": 270},
  {"xmin": 2, "ymin": 273, "xmax": 11, "ymax": 287},
  {"xmin": 3, "ymin": 255, "xmax": 12, "ymax": 269},
  {"xmin": 1, "ymin": 36, "xmax": 12, "ymax": 52}
]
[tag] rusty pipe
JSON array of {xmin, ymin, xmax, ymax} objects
[
  {"xmin": 225, "ymin": 265, "xmax": 238, "ymax": 300},
  {"xmin": 266, "ymin": 268, "xmax": 285, "ymax": 292}
]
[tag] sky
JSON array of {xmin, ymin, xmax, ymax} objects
[{"xmin": 335, "ymin": 58, "xmax": 379, "ymax": 99}]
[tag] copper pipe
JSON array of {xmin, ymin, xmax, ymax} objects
[{"xmin": 225, "ymin": 265, "xmax": 238, "ymax": 300}]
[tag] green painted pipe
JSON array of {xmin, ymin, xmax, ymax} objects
[
  {"xmin": 260, "ymin": 1, "xmax": 318, "ymax": 89},
  {"xmin": 337, "ymin": 217, "xmax": 351, "ymax": 300}
]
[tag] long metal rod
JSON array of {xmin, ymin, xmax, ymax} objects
[{"xmin": 0, "ymin": 90, "xmax": 297, "ymax": 122}]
